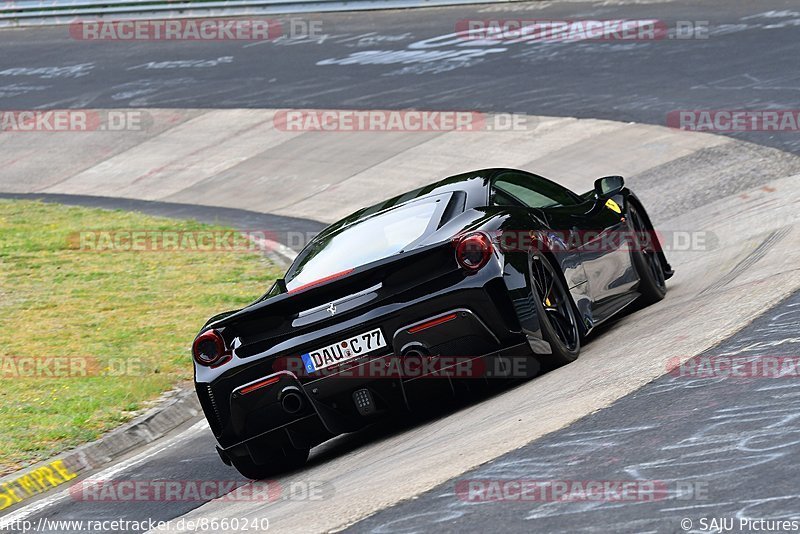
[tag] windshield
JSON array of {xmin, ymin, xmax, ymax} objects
[{"xmin": 284, "ymin": 195, "xmax": 447, "ymax": 290}]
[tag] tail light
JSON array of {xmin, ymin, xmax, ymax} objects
[
  {"xmin": 192, "ymin": 330, "xmax": 229, "ymax": 367},
  {"xmin": 455, "ymin": 232, "xmax": 493, "ymax": 272}
]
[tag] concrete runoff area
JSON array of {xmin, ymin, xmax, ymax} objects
[{"xmin": 1, "ymin": 109, "xmax": 798, "ymax": 225}]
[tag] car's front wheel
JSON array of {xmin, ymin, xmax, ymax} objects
[
  {"xmin": 231, "ymin": 446, "xmax": 310, "ymax": 480},
  {"xmin": 529, "ymin": 253, "xmax": 581, "ymax": 367}
]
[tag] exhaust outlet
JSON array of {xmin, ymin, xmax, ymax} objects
[
  {"xmin": 401, "ymin": 342, "xmax": 429, "ymax": 359},
  {"xmin": 279, "ymin": 386, "xmax": 304, "ymax": 414}
]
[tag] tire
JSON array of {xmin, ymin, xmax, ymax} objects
[
  {"xmin": 231, "ymin": 447, "xmax": 310, "ymax": 480},
  {"xmin": 528, "ymin": 253, "xmax": 581, "ymax": 367},
  {"xmin": 628, "ymin": 203, "xmax": 667, "ymax": 306}
]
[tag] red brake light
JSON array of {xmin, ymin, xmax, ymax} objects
[
  {"xmin": 455, "ymin": 232, "xmax": 492, "ymax": 272},
  {"xmin": 240, "ymin": 376, "xmax": 281, "ymax": 395},
  {"xmin": 408, "ymin": 313, "xmax": 458, "ymax": 334},
  {"xmin": 193, "ymin": 330, "xmax": 227, "ymax": 366}
]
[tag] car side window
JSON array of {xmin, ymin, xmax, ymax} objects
[{"xmin": 493, "ymin": 172, "xmax": 578, "ymax": 209}]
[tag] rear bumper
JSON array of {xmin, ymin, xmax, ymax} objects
[
  {"xmin": 214, "ymin": 340, "xmax": 534, "ymax": 458},
  {"xmin": 196, "ymin": 273, "xmax": 536, "ymax": 452}
]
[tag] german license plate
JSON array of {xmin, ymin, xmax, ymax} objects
[{"xmin": 301, "ymin": 328, "xmax": 386, "ymax": 373}]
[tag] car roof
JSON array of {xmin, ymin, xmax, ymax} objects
[
  {"xmin": 309, "ymin": 168, "xmax": 527, "ymax": 243},
  {"xmin": 355, "ymin": 167, "xmax": 518, "ymax": 215}
]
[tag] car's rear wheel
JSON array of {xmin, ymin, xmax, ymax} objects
[
  {"xmin": 628, "ymin": 203, "xmax": 667, "ymax": 306},
  {"xmin": 529, "ymin": 254, "xmax": 581, "ymax": 367},
  {"xmin": 231, "ymin": 446, "xmax": 310, "ymax": 480}
]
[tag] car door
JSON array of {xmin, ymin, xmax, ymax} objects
[
  {"xmin": 544, "ymin": 190, "xmax": 638, "ymax": 321},
  {"xmin": 491, "ymin": 171, "xmax": 589, "ymax": 293}
]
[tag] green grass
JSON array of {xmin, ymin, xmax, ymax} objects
[{"xmin": 0, "ymin": 200, "xmax": 281, "ymax": 475}]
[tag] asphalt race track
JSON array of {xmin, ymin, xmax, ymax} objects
[
  {"xmin": 349, "ymin": 291, "xmax": 800, "ymax": 533},
  {"xmin": 1, "ymin": 0, "xmax": 800, "ymax": 532},
  {"xmin": 1, "ymin": 0, "xmax": 800, "ymax": 154}
]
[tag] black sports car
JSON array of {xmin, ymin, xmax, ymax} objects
[{"xmin": 192, "ymin": 168, "xmax": 672, "ymax": 479}]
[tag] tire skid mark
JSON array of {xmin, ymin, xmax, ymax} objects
[{"xmin": 701, "ymin": 225, "xmax": 792, "ymax": 294}]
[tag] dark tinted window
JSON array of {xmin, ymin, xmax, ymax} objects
[{"xmin": 493, "ymin": 172, "xmax": 577, "ymax": 208}]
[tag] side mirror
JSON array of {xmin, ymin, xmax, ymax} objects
[{"xmin": 594, "ymin": 175, "xmax": 625, "ymax": 199}]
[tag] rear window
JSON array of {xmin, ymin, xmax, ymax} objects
[{"xmin": 285, "ymin": 195, "xmax": 447, "ymax": 290}]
